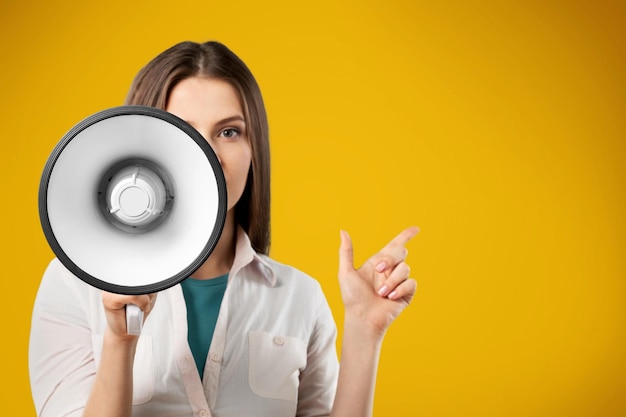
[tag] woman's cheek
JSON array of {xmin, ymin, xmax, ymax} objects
[{"xmin": 226, "ymin": 164, "xmax": 251, "ymax": 210}]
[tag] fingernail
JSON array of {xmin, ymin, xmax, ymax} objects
[
  {"xmin": 377, "ymin": 285, "xmax": 388, "ymax": 296},
  {"xmin": 388, "ymin": 290, "xmax": 398, "ymax": 300},
  {"xmin": 375, "ymin": 261, "xmax": 386, "ymax": 272}
]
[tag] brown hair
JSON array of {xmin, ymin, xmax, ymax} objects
[{"xmin": 125, "ymin": 41, "xmax": 270, "ymax": 254}]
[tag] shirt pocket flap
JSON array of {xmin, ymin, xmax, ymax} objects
[{"xmin": 248, "ymin": 330, "xmax": 307, "ymax": 401}]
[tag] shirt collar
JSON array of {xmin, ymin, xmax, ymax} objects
[{"xmin": 230, "ymin": 226, "xmax": 276, "ymax": 287}]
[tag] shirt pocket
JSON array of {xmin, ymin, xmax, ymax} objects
[
  {"xmin": 91, "ymin": 334, "xmax": 155, "ymax": 405},
  {"xmin": 248, "ymin": 330, "xmax": 307, "ymax": 402}
]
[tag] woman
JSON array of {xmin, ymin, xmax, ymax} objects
[{"xmin": 29, "ymin": 41, "xmax": 418, "ymax": 417}]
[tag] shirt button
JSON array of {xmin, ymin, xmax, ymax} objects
[
  {"xmin": 183, "ymin": 357, "xmax": 191, "ymax": 370},
  {"xmin": 199, "ymin": 410, "xmax": 210, "ymax": 417},
  {"xmin": 273, "ymin": 336, "xmax": 285, "ymax": 346},
  {"xmin": 210, "ymin": 353, "xmax": 221, "ymax": 363}
]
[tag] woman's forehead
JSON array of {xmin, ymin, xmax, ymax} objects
[{"xmin": 166, "ymin": 77, "xmax": 245, "ymax": 123}]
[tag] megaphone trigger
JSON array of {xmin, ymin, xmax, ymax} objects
[{"xmin": 126, "ymin": 304, "xmax": 144, "ymax": 336}]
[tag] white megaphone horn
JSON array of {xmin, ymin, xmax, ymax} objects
[{"xmin": 39, "ymin": 106, "xmax": 227, "ymax": 335}]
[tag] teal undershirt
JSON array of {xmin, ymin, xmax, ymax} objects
[{"xmin": 180, "ymin": 273, "xmax": 229, "ymax": 379}]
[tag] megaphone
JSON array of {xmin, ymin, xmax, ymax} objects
[{"xmin": 39, "ymin": 106, "xmax": 227, "ymax": 334}]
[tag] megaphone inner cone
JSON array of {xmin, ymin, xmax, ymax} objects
[
  {"xmin": 99, "ymin": 159, "xmax": 174, "ymax": 233},
  {"xmin": 117, "ymin": 186, "xmax": 151, "ymax": 217}
]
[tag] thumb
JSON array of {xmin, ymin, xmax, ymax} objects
[{"xmin": 339, "ymin": 230, "xmax": 355, "ymax": 275}]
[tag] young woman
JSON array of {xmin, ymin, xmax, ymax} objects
[{"xmin": 29, "ymin": 41, "xmax": 418, "ymax": 417}]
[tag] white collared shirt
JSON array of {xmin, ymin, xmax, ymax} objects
[{"xmin": 29, "ymin": 229, "xmax": 339, "ymax": 417}]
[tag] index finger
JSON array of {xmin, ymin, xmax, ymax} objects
[{"xmin": 384, "ymin": 226, "xmax": 420, "ymax": 250}]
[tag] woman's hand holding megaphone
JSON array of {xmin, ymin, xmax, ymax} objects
[{"xmin": 101, "ymin": 292, "xmax": 158, "ymax": 340}]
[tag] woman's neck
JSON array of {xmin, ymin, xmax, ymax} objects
[{"xmin": 191, "ymin": 210, "xmax": 236, "ymax": 280}]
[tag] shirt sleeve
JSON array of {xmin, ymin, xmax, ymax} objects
[
  {"xmin": 29, "ymin": 259, "xmax": 98, "ymax": 417},
  {"xmin": 296, "ymin": 286, "xmax": 339, "ymax": 417}
]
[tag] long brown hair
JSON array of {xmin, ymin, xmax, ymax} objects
[{"xmin": 125, "ymin": 41, "xmax": 270, "ymax": 254}]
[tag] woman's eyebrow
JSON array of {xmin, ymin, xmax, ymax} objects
[{"xmin": 217, "ymin": 115, "xmax": 246, "ymax": 125}]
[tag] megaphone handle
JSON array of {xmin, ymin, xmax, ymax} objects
[{"xmin": 125, "ymin": 304, "xmax": 144, "ymax": 335}]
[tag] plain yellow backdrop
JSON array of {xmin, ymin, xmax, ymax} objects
[{"xmin": 1, "ymin": 0, "xmax": 625, "ymax": 415}]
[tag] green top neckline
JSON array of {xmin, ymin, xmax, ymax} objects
[{"xmin": 183, "ymin": 273, "xmax": 229, "ymax": 287}]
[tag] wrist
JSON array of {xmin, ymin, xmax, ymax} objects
[
  {"xmin": 343, "ymin": 311, "xmax": 386, "ymax": 346},
  {"xmin": 104, "ymin": 326, "xmax": 140, "ymax": 350}
]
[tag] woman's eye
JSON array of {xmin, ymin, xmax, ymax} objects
[{"xmin": 219, "ymin": 128, "xmax": 239, "ymax": 138}]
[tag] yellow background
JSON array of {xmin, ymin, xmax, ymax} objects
[{"xmin": 1, "ymin": 0, "xmax": 624, "ymax": 415}]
